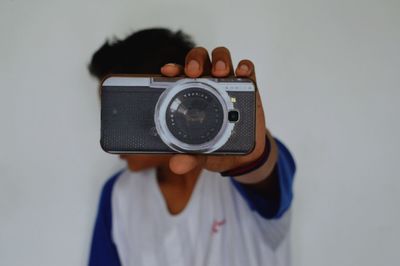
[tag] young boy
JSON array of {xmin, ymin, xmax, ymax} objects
[{"xmin": 88, "ymin": 28, "xmax": 295, "ymax": 266}]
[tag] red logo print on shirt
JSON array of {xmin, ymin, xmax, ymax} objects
[{"xmin": 211, "ymin": 219, "xmax": 226, "ymax": 235}]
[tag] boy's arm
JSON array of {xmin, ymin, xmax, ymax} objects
[
  {"xmin": 160, "ymin": 46, "xmax": 296, "ymax": 218},
  {"xmin": 88, "ymin": 172, "xmax": 122, "ymax": 266},
  {"xmin": 222, "ymin": 132, "xmax": 296, "ymax": 219}
]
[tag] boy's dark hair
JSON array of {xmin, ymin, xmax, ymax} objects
[{"xmin": 88, "ymin": 28, "xmax": 195, "ymax": 80}]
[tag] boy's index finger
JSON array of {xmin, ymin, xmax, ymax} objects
[{"xmin": 184, "ymin": 47, "xmax": 211, "ymax": 78}]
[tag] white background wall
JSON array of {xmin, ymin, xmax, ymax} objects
[{"xmin": 1, "ymin": 0, "xmax": 399, "ymax": 265}]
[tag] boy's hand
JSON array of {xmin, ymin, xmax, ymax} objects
[{"xmin": 161, "ymin": 47, "xmax": 268, "ymax": 176}]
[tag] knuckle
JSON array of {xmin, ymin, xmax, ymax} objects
[
  {"xmin": 188, "ymin": 46, "xmax": 207, "ymax": 57},
  {"xmin": 213, "ymin": 46, "xmax": 229, "ymax": 53},
  {"xmin": 239, "ymin": 59, "xmax": 254, "ymax": 68},
  {"xmin": 194, "ymin": 46, "xmax": 208, "ymax": 54},
  {"xmin": 185, "ymin": 48, "xmax": 209, "ymax": 65},
  {"xmin": 212, "ymin": 46, "xmax": 230, "ymax": 58}
]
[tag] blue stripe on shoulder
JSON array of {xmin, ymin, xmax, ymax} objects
[
  {"xmin": 88, "ymin": 169, "xmax": 125, "ymax": 266},
  {"xmin": 274, "ymin": 138, "xmax": 296, "ymax": 218}
]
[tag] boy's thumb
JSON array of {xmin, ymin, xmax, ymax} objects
[{"xmin": 169, "ymin": 154, "xmax": 203, "ymax": 175}]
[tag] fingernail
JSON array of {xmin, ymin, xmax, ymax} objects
[
  {"xmin": 215, "ymin": 60, "xmax": 226, "ymax": 71},
  {"xmin": 239, "ymin": 64, "xmax": 249, "ymax": 73},
  {"xmin": 187, "ymin": 60, "xmax": 200, "ymax": 72}
]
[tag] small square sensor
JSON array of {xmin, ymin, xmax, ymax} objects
[{"xmin": 228, "ymin": 110, "xmax": 240, "ymax": 122}]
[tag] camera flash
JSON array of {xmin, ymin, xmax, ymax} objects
[{"xmin": 230, "ymin": 97, "xmax": 236, "ymax": 103}]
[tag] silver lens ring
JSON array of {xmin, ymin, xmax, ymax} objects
[{"xmin": 154, "ymin": 79, "xmax": 234, "ymax": 153}]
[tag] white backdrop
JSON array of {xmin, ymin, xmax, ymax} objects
[{"xmin": 1, "ymin": 0, "xmax": 399, "ymax": 265}]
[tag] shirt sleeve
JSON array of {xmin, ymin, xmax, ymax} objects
[
  {"xmin": 230, "ymin": 138, "xmax": 296, "ymax": 219},
  {"xmin": 88, "ymin": 171, "xmax": 123, "ymax": 266}
]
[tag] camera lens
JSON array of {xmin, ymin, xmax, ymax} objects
[{"xmin": 166, "ymin": 88, "xmax": 224, "ymax": 145}]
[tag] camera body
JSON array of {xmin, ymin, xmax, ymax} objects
[{"xmin": 101, "ymin": 75, "xmax": 256, "ymax": 154}]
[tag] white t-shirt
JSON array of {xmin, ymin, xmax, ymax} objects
[
  {"xmin": 110, "ymin": 168, "xmax": 291, "ymax": 266},
  {"xmin": 89, "ymin": 139, "xmax": 296, "ymax": 266}
]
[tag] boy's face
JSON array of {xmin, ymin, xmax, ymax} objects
[{"xmin": 119, "ymin": 154, "xmax": 172, "ymax": 171}]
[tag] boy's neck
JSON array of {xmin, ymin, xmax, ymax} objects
[{"xmin": 156, "ymin": 164, "xmax": 203, "ymax": 215}]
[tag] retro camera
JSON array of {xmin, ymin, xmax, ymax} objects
[{"xmin": 100, "ymin": 75, "xmax": 256, "ymax": 154}]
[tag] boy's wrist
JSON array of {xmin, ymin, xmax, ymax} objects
[{"xmin": 220, "ymin": 130, "xmax": 278, "ymax": 184}]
